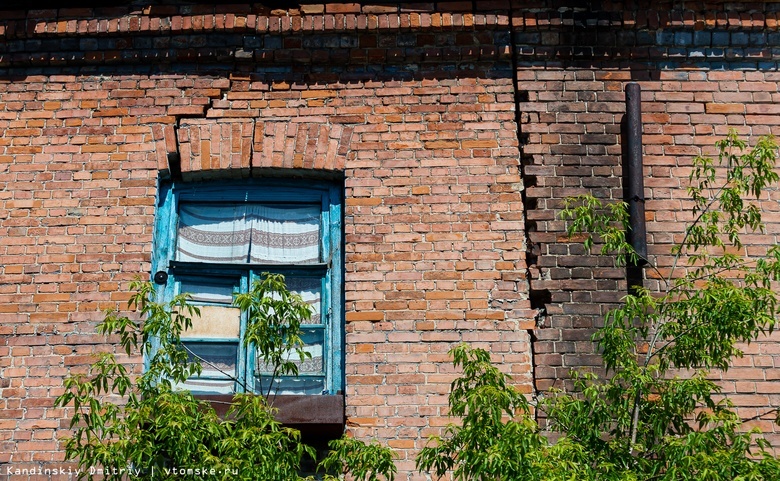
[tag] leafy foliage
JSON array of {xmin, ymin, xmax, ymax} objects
[
  {"xmin": 560, "ymin": 194, "xmax": 638, "ymax": 267},
  {"xmin": 415, "ymin": 131, "xmax": 780, "ymax": 480},
  {"xmin": 320, "ymin": 437, "xmax": 397, "ymax": 481},
  {"xmin": 56, "ymin": 274, "xmax": 395, "ymax": 481}
]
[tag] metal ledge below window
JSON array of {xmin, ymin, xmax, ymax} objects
[{"xmin": 195, "ymin": 394, "xmax": 344, "ymax": 427}]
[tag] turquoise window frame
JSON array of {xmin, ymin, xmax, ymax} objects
[{"xmin": 151, "ymin": 178, "xmax": 344, "ymax": 396}]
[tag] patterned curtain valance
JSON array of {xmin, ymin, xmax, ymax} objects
[{"xmin": 176, "ymin": 203, "xmax": 321, "ymax": 264}]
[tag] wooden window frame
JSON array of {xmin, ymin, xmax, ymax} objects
[{"xmin": 151, "ymin": 178, "xmax": 344, "ymax": 425}]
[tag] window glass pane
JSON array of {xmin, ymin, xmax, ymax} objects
[
  {"xmin": 180, "ymin": 378, "xmax": 235, "ymax": 395},
  {"xmin": 179, "ymin": 279, "xmax": 235, "ymax": 304},
  {"xmin": 178, "ymin": 341, "xmax": 238, "ymax": 394},
  {"xmin": 248, "ymin": 205, "xmax": 320, "ymax": 264},
  {"xmin": 256, "ymin": 377, "xmax": 326, "ymax": 396},
  {"xmin": 286, "ymin": 276, "xmax": 322, "ymax": 325},
  {"xmin": 256, "ymin": 329, "xmax": 324, "ymax": 376},
  {"xmin": 176, "ymin": 204, "xmax": 251, "ymax": 263},
  {"xmin": 184, "ymin": 341, "xmax": 238, "ymax": 379},
  {"xmin": 181, "ymin": 305, "xmax": 241, "ymax": 339},
  {"xmin": 298, "ymin": 329, "xmax": 324, "ymax": 374}
]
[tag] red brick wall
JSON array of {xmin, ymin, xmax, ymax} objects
[
  {"xmin": 1, "ymin": 1, "xmax": 780, "ymax": 479},
  {"xmin": 0, "ymin": 3, "xmax": 532, "ymax": 479}
]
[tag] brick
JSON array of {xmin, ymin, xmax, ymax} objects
[
  {"xmin": 424, "ymin": 140, "xmax": 459, "ymax": 149},
  {"xmin": 362, "ymin": 6, "xmax": 398, "ymax": 14},
  {"xmin": 301, "ymin": 5, "xmax": 325, "ymax": 15},
  {"xmin": 325, "ymin": 4, "xmax": 361, "ymax": 14},
  {"xmin": 703, "ymin": 102, "xmax": 744, "ymax": 114},
  {"xmin": 346, "ymin": 312, "xmax": 385, "ymax": 322}
]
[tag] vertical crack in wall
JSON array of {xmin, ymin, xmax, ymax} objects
[{"xmin": 508, "ymin": 5, "xmax": 546, "ymax": 399}]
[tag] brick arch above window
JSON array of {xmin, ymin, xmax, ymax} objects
[
  {"xmin": 253, "ymin": 121, "xmax": 353, "ymax": 172},
  {"xmin": 152, "ymin": 118, "xmax": 354, "ymax": 182},
  {"xmin": 178, "ymin": 119, "xmax": 254, "ymax": 179}
]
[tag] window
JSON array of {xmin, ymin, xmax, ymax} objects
[{"xmin": 151, "ymin": 179, "xmax": 343, "ymax": 397}]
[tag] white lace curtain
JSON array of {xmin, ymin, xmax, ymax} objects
[{"xmin": 176, "ymin": 203, "xmax": 321, "ymax": 264}]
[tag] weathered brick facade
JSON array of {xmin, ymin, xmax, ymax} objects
[
  {"xmin": 515, "ymin": 1, "xmax": 780, "ymax": 448},
  {"xmin": 1, "ymin": 1, "xmax": 779, "ymax": 479}
]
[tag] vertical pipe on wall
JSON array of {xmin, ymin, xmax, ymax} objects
[{"xmin": 624, "ymin": 82, "xmax": 648, "ymax": 266}]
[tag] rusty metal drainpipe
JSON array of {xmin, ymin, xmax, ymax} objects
[
  {"xmin": 625, "ymin": 82, "xmax": 648, "ymax": 267},
  {"xmin": 624, "ymin": 83, "xmax": 648, "ymax": 297}
]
